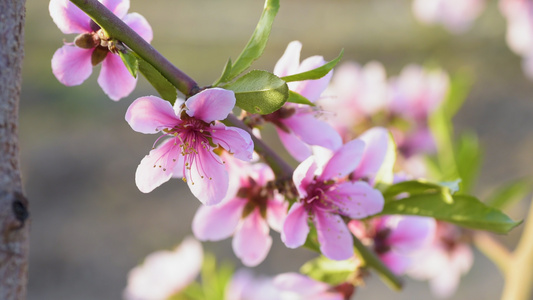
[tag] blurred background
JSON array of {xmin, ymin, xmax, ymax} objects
[{"xmin": 22, "ymin": 0, "xmax": 533, "ymax": 299}]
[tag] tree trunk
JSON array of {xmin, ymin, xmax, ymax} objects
[{"xmin": 0, "ymin": 0, "xmax": 29, "ymax": 299}]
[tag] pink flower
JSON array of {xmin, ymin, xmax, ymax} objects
[
  {"xmin": 49, "ymin": 0, "xmax": 153, "ymax": 100},
  {"xmin": 266, "ymin": 41, "xmax": 342, "ymax": 161},
  {"xmin": 321, "ymin": 61, "xmax": 388, "ymax": 139},
  {"xmin": 126, "ymin": 88, "xmax": 254, "ymax": 205},
  {"xmin": 412, "ymin": 0, "xmax": 486, "ymax": 33},
  {"xmin": 192, "ymin": 161, "xmax": 287, "ymax": 266},
  {"xmin": 225, "ymin": 271, "xmax": 345, "ymax": 300},
  {"xmin": 351, "ymin": 127, "xmax": 395, "ymax": 186},
  {"xmin": 281, "ymin": 139, "xmax": 384, "ymax": 260},
  {"xmin": 349, "ymin": 215, "xmax": 436, "ymax": 275},
  {"xmin": 407, "ymin": 222, "xmax": 474, "ymax": 298},
  {"xmin": 123, "ymin": 237, "xmax": 203, "ymax": 300}
]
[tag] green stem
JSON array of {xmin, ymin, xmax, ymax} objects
[
  {"xmin": 473, "ymin": 232, "xmax": 510, "ymax": 274},
  {"xmin": 501, "ymin": 199, "xmax": 533, "ymax": 300},
  {"xmin": 70, "ymin": 0, "xmax": 200, "ymax": 97}
]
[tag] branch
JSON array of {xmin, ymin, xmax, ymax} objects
[
  {"xmin": 0, "ymin": 0, "xmax": 30, "ymax": 299},
  {"xmin": 70, "ymin": 0, "xmax": 200, "ymax": 97},
  {"xmin": 473, "ymin": 232, "xmax": 510, "ymax": 274}
]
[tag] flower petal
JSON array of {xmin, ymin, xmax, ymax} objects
[
  {"xmin": 49, "ymin": 0, "xmax": 92, "ymax": 34},
  {"xmin": 353, "ymin": 127, "xmax": 391, "ymax": 183},
  {"xmin": 379, "ymin": 251, "xmax": 411, "ymax": 275},
  {"xmin": 319, "ymin": 138, "xmax": 365, "ymax": 181},
  {"xmin": 185, "ymin": 147, "xmax": 229, "ymax": 205},
  {"xmin": 100, "ymin": 0, "xmax": 129, "ymax": 19},
  {"xmin": 293, "ymin": 156, "xmax": 318, "ymax": 198},
  {"xmin": 331, "ymin": 181, "xmax": 384, "ymax": 219},
  {"xmin": 276, "ymin": 127, "xmax": 312, "ymax": 162},
  {"xmin": 51, "ymin": 45, "xmax": 93, "ymax": 86},
  {"xmin": 126, "ymin": 96, "xmax": 180, "ymax": 134},
  {"xmin": 289, "ymin": 55, "xmax": 332, "ymax": 103},
  {"xmin": 135, "ymin": 139, "xmax": 181, "ymax": 193},
  {"xmin": 273, "ymin": 41, "xmax": 302, "ymax": 77},
  {"xmin": 192, "ymin": 198, "xmax": 246, "ymax": 241},
  {"xmin": 98, "ymin": 53, "xmax": 137, "ymax": 101},
  {"xmin": 210, "ymin": 124, "xmax": 254, "ymax": 161},
  {"xmin": 123, "ymin": 12, "xmax": 153, "ymax": 43},
  {"xmin": 314, "ymin": 211, "xmax": 354, "ymax": 260},
  {"xmin": 186, "ymin": 88, "xmax": 236, "ymax": 123},
  {"xmin": 282, "ymin": 113, "xmax": 342, "ymax": 153},
  {"xmin": 233, "ymin": 210, "xmax": 273, "ymax": 267},
  {"xmin": 386, "ymin": 216, "xmax": 436, "ymax": 253},
  {"xmin": 266, "ymin": 197, "xmax": 288, "ymax": 232},
  {"xmin": 281, "ymin": 202, "xmax": 310, "ymax": 248},
  {"xmin": 273, "ymin": 273, "xmax": 330, "ymax": 295}
]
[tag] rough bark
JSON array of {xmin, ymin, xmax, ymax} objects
[{"xmin": 0, "ymin": 0, "xmax": 29, "ymax": 299}]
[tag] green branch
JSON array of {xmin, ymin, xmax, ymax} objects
[{"xmin": 70, "ymin": 0, "xmax": 199, "ymax": 97}]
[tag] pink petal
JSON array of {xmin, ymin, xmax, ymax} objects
[
  {"xmin": 282, "ymin": 113, "xmax": 342, "ymax": 152},
  {"xmin": 233, "ymin": 210, "xmax": 273, "ymax": 266},
  {"xmin": 273, "ymin": 41, "xmax": 302, "ymax": 77},
  {"xmin": 51, "ymin": 45, "xmax": 93, "ymax": 86},
  {"xmin": 210, "ymin": 124, "xmax": 254, "ymax": 161},
  {"xmin": 353, "ymin": 127, "xmax": 391, "ymax": 183},
  {"xmin": 49, "ymin": 0, "xmax": 92, "ymax": 34},
  {"xmin": 100, "ymin": 0, "xmax": 129, "ymax": 19},
  {"xmin": 185, "ymin": 147, "xmax": 229, "ymax": 205},
  {"xmin": 98, "ymin": 53, "xmax": 137, "ymax": 101},
  {"xmin": 289, "ymin": 55, "xmax": 332, "ymax": 103},
  {"xmin": 293, "ymin": 157, "xmax": 318, "ymax": 198},
  {"xmin": 266, "ymin": 197, "xmax": 288, "ymax": 232},
  {"xmin": 186, "ymin": 88, "xmax": 236, "ymax": 123},
  {"xmin": 379, "ymin": 251, "xmax": 411, "ymax": 275},
  {"xmin": 319, "ymin": 138, "xmax": 365, "ymax": 181},
  {"xmin": 135, "ymin": 139, "xmax": 182, "ymax": 193},
  {"xmin": 314, "ymin": 211, "xmax": 354, "ymax": 260},
  {"xmin": 123, "ymin": 12, "xmax": 153, "ymax": 43},
  {"xmin": 192, "ymin": 199, "xmax": 246, "ymax": 241},
  {"xmin": 273, "ymin": 273, "xmax": 330, "ymax": 295},
  {"xmin": 276, "ymin": 127, "xmax": 312, "ymax": 162},
  {"xmin": 126, "ymin": 96, "xmax": 180, "ymax": 134},
  {"xmin": 386, "ymin": 216, "xmax": 436, "ymax": 253},
  {"xmin": 281, "ymin": 202, "xmax": 310, "ymax": 248},
  {"xmin": 332, "ymin": 181, "xmax": 384, "ymax": 219}
]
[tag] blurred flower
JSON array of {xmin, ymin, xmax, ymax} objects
[
  {"xmin": 123, "ymin": 237, "xmax": 203, "ymax": 300},
  {"xmin": 266, "ymin": 41, "xmax": 342, "ymax": 161},
  {"xmin": 349, "ymin": 215, "xmax": 436, "ymax": 275},
  {"xmin": 321, "ymin": 61, "xmax": 388, "ymax": 139},
  {"xmin": 225, "ymin": 270, "xmax": 345, "ymax": 300},
  {"xmin": 49, "ymin": 0, "xmax": 153, "ymax": 100},
  {"xmin": 407, "ymin": 222, "xmax": 474, "ymax": 298},
  {"xmin": 281, "ymin": 139, "xmax": 384, "ymax": 260},
  {"xmin": 192, "ymin": 161, "xmax": 287, "ymax": 266},
  {"xmin": 412, "ymin": 0, "xmax": 485, "ymax": 33},
  {"xmin": 126, "ymin": 88, "xmax": 253, "ymax": 205}
]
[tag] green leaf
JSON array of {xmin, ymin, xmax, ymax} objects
[
  {"xmin": 455, "ymin": 131, "xmax": 482, "ymax": 194},
  {"xmin": 442, "ymin": 69, "xmax": 473, "ymax": 119},
  {"xmin": 486, "ymin": 178, "xmax": 532, "ymax": 210},
  {"xmin": 300, "ymin": 256, "xmax": 358, "ymax": 286},
  {"xmin": 287, "ymin": 91, "xmax": 314, "ymax": 106},
  {"xmin": 383, "ymin": 180, "xmax": 454, "ymax": 202},
  {"xmin": 213, "ymin": 58, "xmax": 233, "ymax": 86},
  {"xmin": 381, "ymin": 193, "xmax": 522, "ymax": 234},
  {"xmin": 223, "ymin": 70, "xmax": 288, "ymax": 114},
  {"xmin": 137, "ymin": 58, "xmax": 178, "ymax": 103},
  {"xmin": 217, "ymin": 0, "xmax": 280, "ymax": 84},
  {"xmin": 352, "ymin": 236, "xmax": 403, "ymax": 291},
  {"xmin": 200, "ymin": 253, "xmax": 234, "ymax": 300},
  {"xmin": 303, "ymin": 224, "xmax": 321, "ymax": 253},
  {"xmin": 118, "ymin": 50, "xmax": 139, "ymax": 78},
  {"xmin": 281, "ymin": 49, "xmax": 344, "ymax": 82}
]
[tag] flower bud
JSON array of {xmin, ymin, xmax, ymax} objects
[
  {"xmin": 74, "ymin": 33, "xmax": 99, "ymax": 49},
  {"xmin": 91, "ymin": 46, "xmax": 109, "ymax": 66}
]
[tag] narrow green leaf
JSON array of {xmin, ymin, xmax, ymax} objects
[
  {"xmin": 352, "ymin": 236, "xmax": 403, "ymax": 291},
  {"xmin": 455, "ymin": 131, "xmax": 482, "ymax": 194},
  {"xmin": 137, "ymin": 58, "xmax": 178, "ymax": 103},
  {"xmin": 442, "ymin": 69, "xmax": 473, "ymax": 119},
  {"xmin": 381, "ymin": 193, "xmax": 522, "ymax": 234},
  {"xmin": 383, "ymin": 180, "xmax": 451, "ymax": 201},
  {"xmin": 429, "ymin": 107, "xmax": 458, "ymax": 181},
  {"xmin": 223, "ymin": 70, "xmax": 288, "ymax": 114},
  {"xmin": 118, "ymin": 50, "xmax": 139, "ymax": 78},
  {"xmin": 219, "ymin": 0, "xmax": 280, "ymax": 83},
  {"xmin": 303, "ymin": 224, "xmax": 321, "ymax": 253},
  {"xmin": 300, "ymin": 256, "xmax": 358, "ymax": 286},
  {"xmin": 486, "ymin": 178, "xmax": 532, "ymax": 210},
  {"xmin": 287, "ymin": 91, "xmax": 314, "ymax": 106},
  {"xmin": 213, "ymin": 58, "xmax": 232, "ymax": 86},
  {"xmin": 281, "ymin": 49, "xmax": 344, "ymax": 82}
]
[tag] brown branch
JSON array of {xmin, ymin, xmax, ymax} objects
[{"xmin": 0, "ymin": 0, "xmax": 30, "ymax": 299}]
